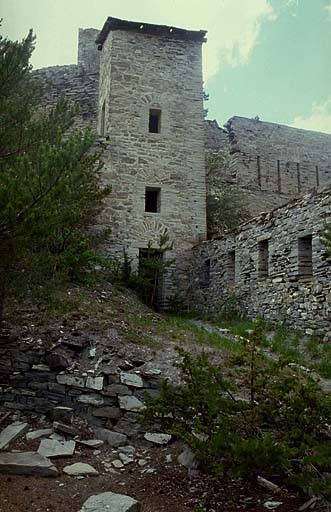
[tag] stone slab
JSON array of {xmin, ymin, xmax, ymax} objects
[
  {"xmin": 86, "ymin": 376, "xmax": 104, "ymax": 391},
  {"xmin": 79, "ymin": 492, "xmax": 140, "ymax": 512},
  {"xmin": 0, "ymin": 451, "xmax": 58, "ymax": 476},
  {"xmin": 37, "ymin": 438, "xmax": 76, "ymax": 458},
  {"xmin": 0, "ymin": 422, "xmax": 29, "ymax": 450},
  {"xmin": 144, "ymin": 433, "xmax": 172, "ymax": 445},
  {"xmin": 120, "ymin": 372, "xmax": 143, "ymax": 388},
  {"xmin": 93, "ymin": 428, "xmax": 127, "ymax": 447},
  {"xmin": 26, "ymin": 428, "xmax": 53, "ymax": 441},
  {"xmin": 63, "ymin": 462, "xmax": 99, "ymax": 476},
  {"xmin": 118, "ymin": 396, "xmax": 146, "ymax": 412}
]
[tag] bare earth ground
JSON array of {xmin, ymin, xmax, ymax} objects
[{"xmin": 0, "ymin": 283, "xmax": 313, "ymax": 511}]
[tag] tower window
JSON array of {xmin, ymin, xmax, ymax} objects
[
  {"xmin": 145, "ymin": 187, "xmax": 161, "ymax": 213},
  {"xmin": 149, "ymin": 109, "xmax": 161, "ymax": 133},
  {"xmin": 298, "ymin": 235, "xmax": 313, "ymax": 278},
  {"xmin": 227, "ymin": 250, "xmax": 236, "ymax": 284},
  {"xmin": 258, "ymin": 239, "xmax": 269, "ymax": 278},
  {"xmin": 100, "ymin": 100, "xmax": 106, "ymax": 136},
  {"xmin": 199, "ymin": 259, "xmax": 211, "ymax": 288}
]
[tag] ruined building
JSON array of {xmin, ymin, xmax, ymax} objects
[{"xmin": 34, "ymin": 17, "xmax": 331, "ymax": 331}]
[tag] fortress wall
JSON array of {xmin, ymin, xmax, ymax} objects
[{"xmin": 187, "ymin": 186, "xmax": 331, "ymax": 334}]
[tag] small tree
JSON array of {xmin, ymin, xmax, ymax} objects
[
  {"xmin": 126, "ymin": 229, "xmax": 174, "ymax": 308},
  {"xmin": 206, "ymin": 148, "xmax": 249, "ymax": 238},
  {"xmin": 0, "ymin": 28, "xmax": 110, "ymax": 319},
  {"xmin": 321, "ymin": 225, "xmax": 331, "ymax": 256}
]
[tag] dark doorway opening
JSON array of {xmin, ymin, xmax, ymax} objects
[{"xmin": 138, "ymin": 248, "xmax": 163, "ymax": 308}]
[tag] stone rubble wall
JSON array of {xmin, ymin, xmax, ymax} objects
[
  {"xmin": 205, "ymin": 117, "xmax": 331, "ymax": 217},
  {"xmin": 0, "ymin": 340, "xmax": 162, "ymax": 436},
  {"xmin": 186, "ymin": 186, "xmax": 331, "ymax": 334}
]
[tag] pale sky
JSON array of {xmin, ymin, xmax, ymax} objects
[{"xmin": 1, "ymin": 0, "xmax": 331, "ymax": 133}]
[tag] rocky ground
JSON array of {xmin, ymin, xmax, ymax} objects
[
  {"xmin": 0, "ymin": 409, "xmax": 308, "ymax": 512},
  {"xmin": 0, "ymin": 282, "xmax": 326, "ymax": 511}
]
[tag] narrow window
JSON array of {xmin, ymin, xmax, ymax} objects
[
  {"xmin": 298, "ymin": 235, "xmax": 313, "ymax": 278},
  {"xmin": 316, "ymin": 166, "xmax": 320, "ymax": 187},
  {"xmin": 297, "ymin": 163, "xmax": 301, "ymax": 193},
  {"xmin": 258, "ymin": 240, "xmax": 269, "ymax": 278},
  {"xmin": 257, "ymin": 156, "xmax": 261, "ymax": 189},
  {"xmin": 149, "ymin": 109, "xmax": 161, "ymax": 133},
  {"xmin": 100, "ymin": 100, "xmax": 106, "ymax": 136},
  {"xmin": 277, "ymin": 160, "xmax": 281, "ymax": 193},
  {"xmin": 145, "ymin": 187, "xmax": 161, "ymax": 213},
  {"xmin": 199, "ymin": 259, "xmax": 210, "ymax": 288},
  {"xmin": 227, "ymin": 250, "xmax": 236, "ymax": 284}
]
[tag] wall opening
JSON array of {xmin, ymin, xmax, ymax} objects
[
  {"xmin": 100, "ymin": 100, "xmax": 106, "ymax": 136},
  {"xmin": 298, "ymin": 235, "xmax": 313, "ymax": 278},
  {"xmin": 149, "ymin": 109, "xmax": 161, "ymax": 133},
  {"xmin": 139, "ymin": 248, "xmax": 163, "ymax": 308},
  {"xmin": 145, "ymin": 187, "xmax": 161, "ymax": 213},
  {"xmin": 227, "ymin": 250, "xmax": 236, "ymax": 284},
  {"xmin": 258, "ymin": 239, "xmax": 269, "ymax": 278},
  {"xmin": 199, "ymin": 259, "xmax": 211, "ymax": 288}
]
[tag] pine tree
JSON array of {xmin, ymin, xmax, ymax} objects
[{"xmin": 0, "ymin": 29, "xmax": 109, "ymax": 320}]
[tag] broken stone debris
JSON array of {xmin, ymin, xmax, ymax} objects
[
  {"xmin": 144, "ymin": 433, "xmax": 172, "ymax": 445},
  {"xmin": 79, "ymin": 492, "xmax": 140, "ymax": 512},
  {"xmin": 118, "ymin": 395, "xmax": 146, "ymax": 412},
  {"xmin": 120, "ymin": 372, "xmax": 144, "ymax": 388},
  {"xmin": 0, "ymin": 451, "xmax": 58, "ymax": 476},
  {"xmin": 26, "ymin": 428, "xmax": 53, "ymax": 441},
  {"xmin": 178, "ymin": 446, "xmax": 199, "ymax": 470},
  {"xmin": 63, "ymin": 462, "xmax": 99, "ymax": 476},
  {"xmin": 0, "ymin": 421, "xmax": 29, "ymax": 450},
  {"xmin": 38, "ymin": 438, "xmax": 76, "ymax": 458},
  {"xmin": 257, "ymin": 475, "xmax": 280, "ymax": 493},
  {"xmin": 77, "ymin": 439, "xmax": 104, "ymax": 448},
  {"xmin": 93, "ymin": 427, "xmax": 127, "ymax": 447}
]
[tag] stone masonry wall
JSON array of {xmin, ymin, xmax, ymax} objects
[
  {"xmin": 97, "ymin": 27, "xmax": 207, "ymax": 301},
  {"xmin": 205, "ymin": 117, "xmax": 331, "ymax": 217},
  {"xmin": 0, "ymin": 336, "xmax": 162, "ymax": 437},
  {"xmin": 187, "ymin": 186, "xmax": 331, "ymax": 334},
  {"xmin": 32, "ymin": 29, "xmax": 99, "ymax": 131}
]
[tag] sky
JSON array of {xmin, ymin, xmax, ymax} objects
[{"xmin": 1, "ymin": 0, "xmax": 331, "ymax": 133}]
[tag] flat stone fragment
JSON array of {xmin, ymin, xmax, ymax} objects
[
  {"xmin": 56, "ymin": 374, "xmax": 85, "ymax": 388},
  {"xmin": 77, "ymin": 394, "xmax": 104, "ymax": 406},
  {"xmin": 38, "ymin": 438, "xmax": 75, "ymax": 458},
  {"xmin": 32, "ymin": 364, "xmax": 50, "ymax": 371},
  {"xmin": 118, "ymin": 395, "xmax": 146, "ymax": 412},
  {"xmin": 26, "ymin": 428, "xmax": 53, "ymax": 441},
  {"xmin": 79, "ymin": 491, "xmax": 140, "ymax": 512},
  {"xmin": 0, "ymin": 451, "xmax": 58, "ymax": 477},
  {"xmin": 63, "ymin": 462, "xmax": 99, "ymax": 476},
  {"xmin": 92, "ymin": 406, "xmax": 122, "ymax": 419},
  {"xmin": 93, "ymin": 428, "xmax": 127, "ymax": 447},
  {"xmin": 120, "ymin": 372, "xmax": 144, "ymax": 388},
  {"xmin": 0, "ymin": 422, "xmax": 29, "ymax": 450},
  {"xmin": 144, "ymin": 433, "xmax": 172, "ymax": 445},
  {"xmin": 86, "ymin": 376, "xmax": 104, "ymax": 391},
  {"xmin": 77, "ymin": 439, "xmax": 104, "ymax": 448}
]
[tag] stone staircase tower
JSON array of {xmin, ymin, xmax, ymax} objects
[{"xmin": 96, "ymin": 17, "xmax": 207, "ymax": 304}]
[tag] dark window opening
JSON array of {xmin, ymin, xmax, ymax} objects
[
  {"xmin": 100, "ymin": 100, "xmax": 106, "ymax": 136},
  {"xmin": 199, "ymin": 259, "xmax": 210, "ymax": 288},
  {"xmin": 149, "ymin": 109, "xmax": 161, "ymax": 133},
  {"xmin": 227, "ymin": 250, "xmax": 236, "ymax": 284},
  {"xmin": 145, "ymin": 187, "xmax": 161, "ymax": 213},
  {"xmin": 258, "ymin": 240, "xmax": 269, "ymax": 278},
  {"xmin": 298, "ymin": 235, "xmax": 313, "ymax": 278},
  {"xmin": 139, "ymin": 248, "xmax": 162, "ymax": 308}
]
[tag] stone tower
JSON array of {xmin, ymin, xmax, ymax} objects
[{"xmin": 96, "ymin": 17, "xmax": 207, "ymax": 303}]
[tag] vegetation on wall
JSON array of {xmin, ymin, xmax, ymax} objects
[
  {"xmin": 206, "ymin": 148, "xmax": 249, "ymax": 238},
  {"xmin": 0, "ymin": 28, "xmax": 110, "ymax": 320}
]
